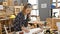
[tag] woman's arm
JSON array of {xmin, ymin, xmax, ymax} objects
[
  {"xmin": 13, "ymin": 13, "xmax": 23, "ymax": 31},
  {"xmin": 13, "ymin": 13, "xmax": 29, "ymax": 32}
]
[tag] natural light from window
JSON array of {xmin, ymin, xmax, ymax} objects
[
  {"xmin": 28, "ymin": 0, "xmax": 39, "ymax": 21},
  {"xmin": 28, "ymin": 0, "xmax": 38, "ymax": 4},
  {"xmin": 58, "ymin": 3, "xmax": 60, "ymax": 7},
  {"xmin": 52, "ymin": 9, "xmax": 60, "ymax": 17},
  {"xmin": 52, "ymin": 0, "xmax": 56, "ymax": 2}
]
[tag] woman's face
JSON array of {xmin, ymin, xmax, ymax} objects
[{"xmin": 25, "ymin": 8, "xmax": 32, "ymax": 14}]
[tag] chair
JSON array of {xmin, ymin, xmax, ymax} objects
[{"xmin": 4, "ymin": 25, "xmax": 8, "ymax": 34}]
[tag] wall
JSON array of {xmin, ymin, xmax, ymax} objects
[
  {"xmin": 38, "ymin": 0, "xmax": 51, "ymax": 21},
  {"xmin": 0, "ymin": 0, "xmax": 3, "ymax": 2},
  {"xmin": 13, "ymin": 0, "xmax": 27, "ymax": 5},
  {"xmin": 22, "ymin": 0, "xmax": 27, "ymax": 5}
]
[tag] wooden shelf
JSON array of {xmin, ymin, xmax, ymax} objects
[{"xmin": 14, "ymin": 6, "xmax": 24, "ymax": 15}]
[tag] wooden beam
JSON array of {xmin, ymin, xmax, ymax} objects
[{"xmin": 56, "ymin": 0, "xmax": 58, "ymax": 8}]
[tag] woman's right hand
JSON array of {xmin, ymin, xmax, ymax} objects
[
  {"xmin": 24, "ymin": 29, "xmax": 30, "ymax": 33},
  {"xmin": 22, "ymin": 27, "xmax": 30, "ymax": 33}
]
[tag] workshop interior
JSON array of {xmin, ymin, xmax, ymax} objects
[{"xmin": 0, "ymin": 0, "xmax": 60, "ymax": 34}]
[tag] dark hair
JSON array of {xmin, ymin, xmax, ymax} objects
[
  {"xmin": 24, "ymin": 3, "xmax": 32, "ymax": 8},
  {"xmin": 22, "ymin": 3, "xmax": 32, "ymax": 12}
]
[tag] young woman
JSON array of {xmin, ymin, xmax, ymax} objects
[{"xmin": 13, "ymin": 3, "xmax": 32, "ymax": 33}]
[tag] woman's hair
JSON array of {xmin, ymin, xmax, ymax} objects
[{"xmin": 22, "ymin": 3, "xmax": 32, "ymax": 12}]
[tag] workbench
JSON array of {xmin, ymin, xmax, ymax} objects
[{"xmin": 46, "ymin": 18, "xmax": 60, "ymax": 30}]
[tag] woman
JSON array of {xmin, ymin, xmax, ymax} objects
[{"xmin": 13, "ymin": 3, "xmax": 32, "ymax": 33}]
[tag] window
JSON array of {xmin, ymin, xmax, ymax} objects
[
  {"xmin": 58, "ymin": 0, "xmax": 60, "ymax": 2},
  {"xmin": 52, "ymin": 3, "xmax": 56, "ymax": 6},
  {"xmin": 30, "ymin": 17, "xmax": 37, "ymax": 21},
  {"xmin": 28, "ymin": 0, "xmax": 38, "ymax": 4},
  {"xmin": 52, "ymin": 0, "xmax": 60, "ymax": 18},
  {"xmin": 28, "ymin": 0, "xmax": 39, "ymax": 21},
  {"xmin": 52, "ymin": 9, "xmax": 60, "ymax": 17},
  {"xmin": 52, "ymin": 0, "xmax": 56, "ymax": 2},
  {"xmin": 32, "ymin": 5, "xmax": 38, "ymax": 9},
  {"xmin": 52, "ymin": 0, "xmax": 60, "ymax": 8},
  {"xmin": 58, "ymin": 3, "xmax": 60, "ymax": 7},
  {"xmin": 30, "ymin": 10, "xmax": 39, "ymax": 16}
]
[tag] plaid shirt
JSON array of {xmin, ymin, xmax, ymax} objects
[{"xmin": 13, "ymin": 12, "xmax": 30, "ymax": 32}]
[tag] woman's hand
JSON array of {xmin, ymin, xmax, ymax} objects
[
  {"xmin": 24, "ymin": 29, "xmax": 30, "ymax": 33},
  {"xmin": 21, "ymin": 27, "xmax": 30, "ymax": 33}
]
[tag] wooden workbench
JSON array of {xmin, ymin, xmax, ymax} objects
[
  {"xmin": 0, "ymin": 21, "xmax": 2, "ymax": 34},
  {"xmin": 46, "ymin": 18, "xmax": 60, "ymax": 30}
]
